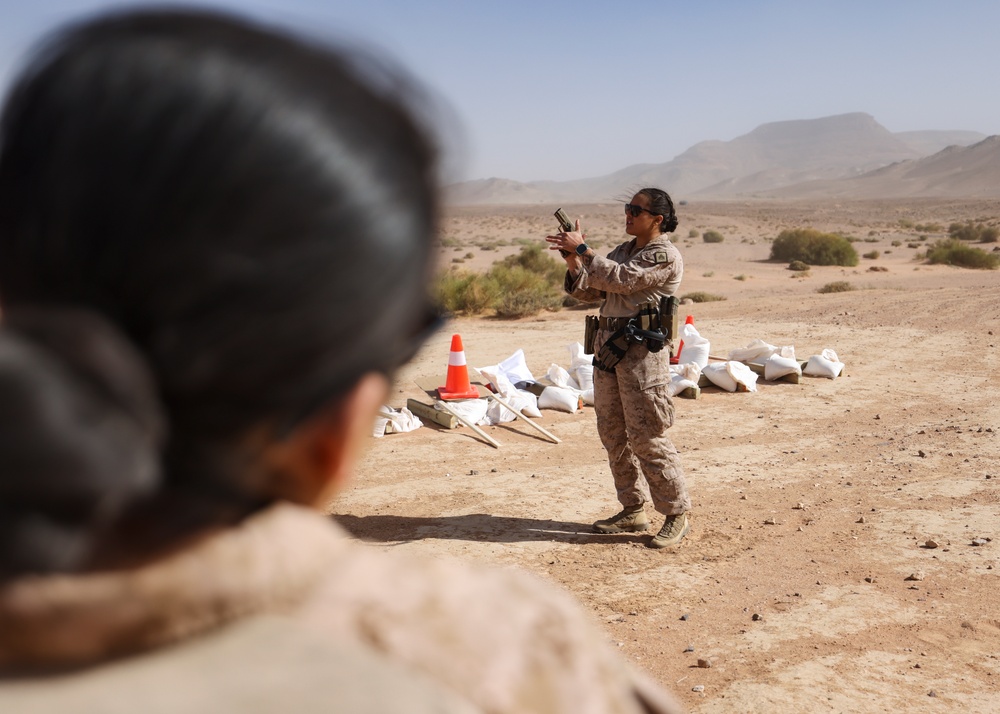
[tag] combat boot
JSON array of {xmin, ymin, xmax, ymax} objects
[
  {"xmin": 647, "ymin": 512, "xmax": 690, "ymax": 549},
  {"xmin": 592, "ymin": 504, "xmax": 649, "ymax": 534}
]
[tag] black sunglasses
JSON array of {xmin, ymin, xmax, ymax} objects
[{"xmin": 625, "ymin": 203, "xmax": 659, "ymax": 218}]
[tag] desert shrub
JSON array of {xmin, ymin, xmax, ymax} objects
[
  {"xmin": 907, "ymin": 242, "xmax": 919, "ymax": 249},
  {"xmin": 734, "ymin": 274, "xmax": 748, "ymax": 281},
  {"xmin": 863, "ymin": 237, "xmax": 879, "ymax": 243},
  {"xmin": 949, "ymin": 221, "xmax": 1000, "ymax": 243},
  {"xmin": 702, "ymin": 271, "xmax": 715, "ymax": 277},
  {"xmin": 891, "ymin": 240, "xmax": 902, "ymax": 247},
  {"xmin": 770, "ymin": 228, "xmax": 858, "ymax": 266},
  {"xmin": 682, "ymin": 291, "xmax": 727, "ymax": 303},
  {"xmin": 464, "ymin": 252, "xmax": 475, "ymax": 259},
  {"xmin": 434, "ymin": 271, "xmax": 497, "ymax": 314},
  {"xmin": 788, "ymin": 260, "xmax": 810, "ymax": 271},
  {"xmin": 433, "ymin": 244, "xmax": 567, "ymax": 316},
  {"xmin": 688, "ymin": 228, "xmax": 700, "ymax": 238},
  {"xmin": 817, "ymin": 281, "xmax": 855, "ymax": 294},
  {"xmin": 863, "ymin": 250, "xmax": 880, "ymax": 259},
  {"xmin": 914, "ymin": 223, "xmax": 943, "ymax": 233},
  {"xmin": 924, "ymin": 239, "xmax": 1000, "ymax": 269},
  {"xmin": 898, "ymin": 219, "xmax": 914, "ymax": 229},
  {"xmin": 702, "ymin": 230, "xmax": 724, "ymax": 243}
]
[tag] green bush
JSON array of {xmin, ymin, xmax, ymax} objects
[
  {"xmin": 734, "ymin": 274, "xmax": 748, "ymax": 281},
  {"xmin": 433, "ymin": 244, "xmax": 568, "ymax": 317},
  {"xmin": 688, "ymin": 228, "xmax": 700, "ymax": 238},
  {"xmin": 949, "ymin": 221, "xmax": 1000, "ymax": 243},
  {"xmin": 682, "ymin": 291, "xmax": 727, "ymax": 303},
  {"xmin": 925, "ymin": 239, "xmax": 1000, "ymax": 269},
  {"xmin": 914, "ymin": 223, "xmax": 943, "ymax": 233},
  {"xmin": 788, "ymin": 260, "xmax": 810, "ymax": 271},
  {"xmin": 770, "ymin": 228, "xmax": 858, "ymax": 266},
  {"xmin": 863, "ymin": 250, "xmax": 880, "ymax": 259},
  {"xmin": 817, "ymin": 281, "xmax": 855, "ymax": 294},
  {"xmin": 702, "ymin": 230, "xmax": 724, "ymax": 243}
]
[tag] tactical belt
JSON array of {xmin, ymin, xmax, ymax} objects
[{"xmin": 598, "ymin": 315, "xmax": 632, "ymax": 331}]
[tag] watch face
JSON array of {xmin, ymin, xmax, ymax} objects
[{"xmin": 576, "ymin": 243, "xmax": 588, "ymax": 256}]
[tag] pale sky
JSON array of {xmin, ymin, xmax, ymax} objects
[{"xmin": 1, "ymin": 0, "xmax": 998, "ymax": 183}]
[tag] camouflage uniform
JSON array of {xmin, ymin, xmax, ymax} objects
[
  {"xmin": 0, "ymin": 504, "xmax": 683, "ymax": 714},
  {"xmin": 566, "ymin": 236, "xmax": 691, "ymax": 516}
]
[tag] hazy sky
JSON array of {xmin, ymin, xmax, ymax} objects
[{"xmin": 1, "ymin": 0, "xmax": 998, "ymax": 183}]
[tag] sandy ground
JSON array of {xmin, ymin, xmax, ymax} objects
[{"xmin": 332, "ymin": 199, "xmax": 1000, "ymax": 713}]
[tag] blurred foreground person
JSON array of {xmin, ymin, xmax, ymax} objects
[
  {"xmin": 547, "ymin": 190, "xmax": 691, "ymax": 549},
  {"xmin": 0, "ymin": 10, "xmax": 681, "ymax": 713}
]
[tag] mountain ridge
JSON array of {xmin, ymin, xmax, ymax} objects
[{"xmin": 445, "ymin": 113, "xmax": 991, "ymax": 205}]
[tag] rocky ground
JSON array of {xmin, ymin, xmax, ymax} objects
[{"xmin": 332, "ymin": 199, "xmax": 1000, "ymax": 713}]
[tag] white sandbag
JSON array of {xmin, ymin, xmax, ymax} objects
[
  {"xmin": 581, "ymin": 387, "xmax": 594, "ymax": 406},
  {"xmin": 764, "ymin": 353, "xmax": 802, "ymax": 381},
  {"xmin": 574, "ymin": 362, "xmax": 594, "ymax": 391},
  {"xmin": 803, "ymin": 349, "xmax": 844, "ymax": 379},
  {"xmin": 567, "ymin": 342, "xmax": 592, "ymax": 370},
  {"xmin": 703, "ymin": 361, "xmax": 758, "ymax": 393},
  {"xmin": 537, "ymin": 385, "xmax": 581, "ymax": 413},
  {"xmin": 728, "ymin": 338, "xmax": 777, "ymax": 363},
  {"xmin": 484, "ymin": 389, "xmax": 541, "ymax": 424},
  {"xmin": 436, "ymin": 398, "xmax": 490, "ymax": 426},
  {"xmin": 546, "ymin": 363, "xmax": 580, "ymax": 391},
  {"xmin": 667, "ymin": 362, "xmax": 702, "ymax": 397},
  {"xmin": 373, "ymin": 405, "xmax": 423, "ymax": 437},
  {"xmin": 677, "ymin": 322, "xmax": 710, "ymax": 369},
  {"xmin": 476, "ymin": 349, "xmax": 534, "ymax": 390}
]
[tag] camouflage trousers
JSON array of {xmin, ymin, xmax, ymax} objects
[{"xmin": 593, "ymin": 343, "xmax": 691, "ymax": 516}]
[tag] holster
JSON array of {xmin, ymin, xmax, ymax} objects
[
  {"xmin": 593, "ymin": 326, "xmax": 631, "ymax": 373},
  {"xmin": 584, "ymin": 315, "xmax": 599, "ymax": 355}
]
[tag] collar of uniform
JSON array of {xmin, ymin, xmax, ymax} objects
[{"xmin": 0, "ymin": 503, "xmax": 347, "ymax": 671}]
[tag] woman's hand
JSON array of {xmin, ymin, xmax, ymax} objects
[{"xmin": 545, "ymin": 218, "xmax": 586, "ymax": 267}]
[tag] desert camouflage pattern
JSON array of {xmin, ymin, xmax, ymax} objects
[
  {"xmin": 594, "ymin": 344, "xmax": 690, "ymax": 515},
  {"xmin": 566, "ymin": 235, "xmax": 690, "ymax": 516},
  {"xmin": 0, "ymin": 504, "xmax": 682, "ymax": 714},
  {"xmin": 565, "ymin": 235, "xmax": 683, "ymax": 319}
]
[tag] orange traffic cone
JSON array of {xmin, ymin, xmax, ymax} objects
[
  {"xmin": 438, "ymin": 334, "xmax": 480, "ymax": 400},
  {"xmin": 671, "ymin": 315, "xmax": 695, "ymax": 364}
]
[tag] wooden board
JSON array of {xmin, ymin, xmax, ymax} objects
[{"xmin": 406, "ymin": 398, "xmax": 459, "ymax": 429}]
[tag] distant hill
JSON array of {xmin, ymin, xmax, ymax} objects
[
  {"xmin": 771, "ymin": 135, "xmax": 1000, "ymax": 199},
  {"xmin": 445, "ymin": 113, "xmax": 990, "ymax": 205}
]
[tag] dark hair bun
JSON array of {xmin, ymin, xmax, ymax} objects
[{"xmin": 0, "ymin": 308, "xmax": 164, "ymax": 577}]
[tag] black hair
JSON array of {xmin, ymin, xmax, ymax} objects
[
  {"xmin": 636, "ymin": 188, "xmax": 678, "ymax": 233},
  {"xmin": 0, "ymin": 309, "xmax": 163, "ymax": 577},
  {"xmin": 0, "ymin": 9, "xmax": 440, "ymax": 575}
]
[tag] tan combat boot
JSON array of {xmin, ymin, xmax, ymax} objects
[
  {"xmin": 647, "ymin": 512, "xmax": 690, "ymax": 549},
  {"xmin": 592, "ymin": 504, "xmax": 649, "ymax": 534}
]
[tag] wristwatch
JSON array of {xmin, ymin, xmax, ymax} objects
[{"xmin": 575, "ymin": 243, "xmax": 589, "ymax": 256}]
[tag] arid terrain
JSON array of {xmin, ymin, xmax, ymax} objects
[{"xmin": 332, "ymin": 199, "xmax": 1000, "ymax": 713}]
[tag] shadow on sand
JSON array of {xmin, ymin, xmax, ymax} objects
[{"xmin": 333, "ymin": 513, "xmax": 647, "ymax": 546}]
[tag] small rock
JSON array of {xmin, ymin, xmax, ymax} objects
[
  {"xmin": 629, "ymin": 610, "xmax": 638, "ymax": 616},
  {"xmin": 680, "ymin": 614, "xmax": 690, "ymax": 621},
  {"xmin": 857, "ymin": 516, "xmax": 866, "ymax": 524},
  {"xmin": 764, "ymin": 517, "xmax": 777, "ymax": 525},
  {"xmin": 683, "ymin": 645, "xmax": 695, "ymax": 653},
  {"xmin": 692, "ymin": 685, "xmax": 705, "ymax": 693},
  {"xmin": 490, "ymin": 467, "xmax": 498, "ymax": 472},
  {"xmin": 918, "ymin": 450, "xmax": 927, "ymax": 458},
  {"xmin": 905, "ymin": 571, "xmax": 926, "ymax": 581},
  {"xmin": 752, "ymin": 613, "xmax": 762, "ymax": 621},
  {"xmin": 972, "ymin": 538, "xmax": 988, "ymax": 547},
  {"xmin": 924, "ymin": 540, "xmax": 939, "ymax": 549},
  {"xmin": 468, "ymin": 470, "xmax": 478, "ymax": 475},
  {"xmin": 740, "ymin": 494, "xmax": 748, "ymax": 500},
  {"xmin": 793, "ymin": 502, "xmax": 806, "ymax": 510},
  {"xmin": 928, "ymin": 691, "xmax": 937, "ymax": 698},
  {"xmin": 697, "ymin": 658, "xmax": 713, "ymax": 668},
  {"xmin": 865, "ymin": 576, "xmax": 876, "ymax": 583}
]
